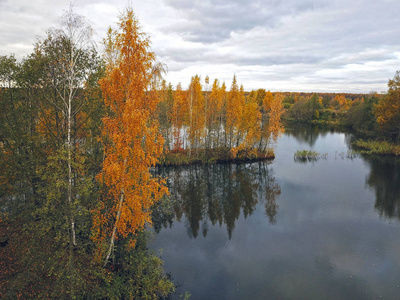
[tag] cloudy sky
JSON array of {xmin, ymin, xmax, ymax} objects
[{"xmin": 1, "ymin": 0, "xmax": 399, "ymax": 93}]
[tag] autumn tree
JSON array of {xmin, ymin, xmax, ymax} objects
[
  {"xmin": 260, "ymin": 91, "xmax": 285, "ymax": 149},
  {"xmin": 209, "ymin": 80, "xmax": 228, "ymax": 149},
  {"xmin": 226, "ymin": 75, "xmax": 242, "ymax": 148},
  {"xmin": 186, "ymin": 75, "xmax": 205, "ymax": 155},
  {"xmin": 204, "ymin": 75, "xmax": 211, "ymax": 149},
  {"xmin": 332, "ymin": 94, "xmax": 349, "ymax": 110},
  {"xmin": 375, "ymin": 70, "xmax": 400, "ymax": 141},
  {"xmin": 157, "ymin": 80, "xmax": 174, "ymax": 151},
  {"xmin": 206, "ymin": 78, "xmax": 223, "ymax": 149},
  {"xmin": 257, "ymin": 92, "xmax": 284, "ymax": 152},
  {"xmin": 258, "ymin": 90, "xmax": 273, "ymax": 151},
  {"xmin": 218, "ymin": 81, "xmax": 228, "ymax": 147},
  {"xmin": 171, "ymin": 83, "xmax": 187, "ymax": 150},
  {"xmin": 249, "ymin": 88, "xmax": 266, "ymax": 108},
  {"xmin": 232, "ymin": 86, "xmax": 261, "ymax": 157},
  {"xmin": 269, "ymin": 93, "xmax": 285, "ymax": 142},
  {"xmin": 93, "ymin": 8, "xmax": 168, "ymax": 266},
  {"xmin": 234, "ymin": 84, "xmax": 247, "ymax": 147}
]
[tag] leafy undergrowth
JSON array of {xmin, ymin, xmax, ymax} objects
[{"xmin": 159, "ymin": 147, "xmax": 275, "ymax": 166}]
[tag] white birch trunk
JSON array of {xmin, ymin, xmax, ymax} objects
[
  {"xmin": 103, "ymin": 190, "xmax": 125, "ymax": 267},
  {"xmin": 104, "ymin": 157, "xmax": 127, "ymax": 266}
]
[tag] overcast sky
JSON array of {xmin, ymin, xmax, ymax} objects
[{"xmin": 1, "ymin": 0, "xmax": 399, "ymax": 93}]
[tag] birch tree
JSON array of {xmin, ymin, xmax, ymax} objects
[
  {"xmin": 93, "ymin": 7, "xmax": 168, "ymax": 266},
  {"xmin": 37, "ymin": 5, "xmax": 98, "ymax": 248}
]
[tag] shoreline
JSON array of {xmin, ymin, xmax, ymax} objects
[{"xmin": 158, "ymin": 148, "xmax": 275, "ymax": 166}]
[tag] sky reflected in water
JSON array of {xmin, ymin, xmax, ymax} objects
[{"xmin": 150, "ymin": 125, "xmax": 400, "ymax": 299}]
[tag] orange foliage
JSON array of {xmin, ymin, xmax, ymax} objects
[
  {"xmin": 375, "ymin": 71, "xmax": 400, "ymax": 132},
  {"xmin": 226, "ymin": 75, "xmax": 244, "ymax": 148},
  {"xmin": 263, "ymin": 90, "xmax": 274, "ymax": 112},
  {"xmin": 92, "ymin": 8, "xmax": 168, "ymax": 260},
  {"xmin": 269, "ymin": 93, "xmax": 285, "ymax": 142},
  {"xmin": 333, "ymin": 94, "xmax": 349, "ymax": 109},
  {"xmin": 205, "ymin": 78, "xmax": 225, "ymax": 148},
  {"xmin": 186, "ymin": 75, "xmax": 205, "ymax": 153},
  {"xmin": 231, "ymin": 85, "xmax": 261, "ymax": 156},
  {"xmin": 207, "ymin": 79, "xmax": 220, "ymax": 129}
]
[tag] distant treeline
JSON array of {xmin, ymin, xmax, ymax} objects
[{"xmin": 277, "ymin": 80, "xmax": 400, "ymax": 143}]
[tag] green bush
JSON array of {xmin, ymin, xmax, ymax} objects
[{"xmin": 353, "ymin": 140, "xmax": 400, "ymax": 156}]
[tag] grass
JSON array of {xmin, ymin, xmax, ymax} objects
[
  {"xmin": 294, "ymin": 150, "xmax": 327, "ymax": 162},
  {"xmin": 352, "ymin": 139, "xmax": 400, "ymax": 156},
  {"xmin": 337, "ymin": 150, "xmax": 359, "ymax": 160}
]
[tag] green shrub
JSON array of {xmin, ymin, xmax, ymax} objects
[{"xmin": 353, "ymin": 140, "xmax": 400, "ymax": 156}]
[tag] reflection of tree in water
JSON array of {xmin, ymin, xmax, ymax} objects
[
  {"xmin": 364, "ymin": 156, "xmax": 400, "ymax": 220},
  {"xmin": 265, "ymin": 177, "xmax": 281, "ymax": 224},
  {"xmin": 344, "ymin": 133, "xmax": 356, "ymax": 150},
  {"xmin": 285, "ymin": 122, "xmax": 331, "ymax": 147},
  {"xmin": 152, "ymin": 162, "xmax": 281, "ymax": 239}
]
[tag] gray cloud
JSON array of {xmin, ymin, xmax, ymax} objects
[
  {"xmin": 163, "ymin": 0, "xmax": 330, "ymax": 43},
  {"xmin": 153, "ymin": 0, "xmax": 400, "ymax": 91},
  {"xmin": 1, "ymin": 0, "xmax": 399, "ymax": 92}
]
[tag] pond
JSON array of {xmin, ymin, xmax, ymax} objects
[{"xmin": 150, "ymin": 124, "xmax": 400, "ymax": 300}]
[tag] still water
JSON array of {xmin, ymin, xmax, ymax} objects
[{"xmin": 150, "ymin": 125, "xmax": 400, "ymax": 299}]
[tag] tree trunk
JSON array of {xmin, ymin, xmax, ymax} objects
[
  {"xmin": 68, "ymin": 89, "xmax": 76, "ymax": 246},
  {"xmin": 104, "ymin": 157, "xmax": 127, "ymax": 267},
  {"xmin": 104, "ymin": 189, "xmax": 125, "ymax": 267}
]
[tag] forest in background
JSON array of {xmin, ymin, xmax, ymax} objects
[
  {"xmin": 281, "ymin": 80, "xmax": 400, "ymax": 146},
  {"xmin": 1, "ymin": 4, "xmax": 400, "ymax": 299},
  {"xmin": 280, "ymin": 76, "xmax": 400, "ymax": 155}
]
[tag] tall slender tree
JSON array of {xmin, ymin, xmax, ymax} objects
[
  {"xmin": 226, "ymin": 75, "xmax": 241, "ymax": 148},
  {"xmin": 269, "ymin": 93, "xmax": 285, "ymax": 143},
  {"xmin": 186, "ymin": 75, "xmax": 204, "ymax": 155},
  {"xmin": 37, "ymin": 4, "xmax": 98, "ymax": 247},
  {"xmin": 171, "ymin": 83, "xmax": 187, "ymax": 150},
  {"xmin": 207, "ymin": 78, "xmax": 221, "ymax": 149},
  {"xmin": 93, "ymin": 7, "xmax": 168, "ymax": 266}
]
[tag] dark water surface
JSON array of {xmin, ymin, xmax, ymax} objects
[{"xmin": 150, "ymin": 125, "xmax": 400, "ymax": 299}]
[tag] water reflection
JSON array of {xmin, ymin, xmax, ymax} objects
[
  {"xmin": 153, "ymin": 162, "xmax": 281, "ymax": 239},
  {"xmin": 364, "ymin": 156, "xmax": 400, "ymax": 220},
  {"xmin": 151, "ymin": 126, "xmax": 400, "ymax": 299},
  {"xmin": 345, "ymin": 135, "xmax": 400, "ymax": 220},
  {"xmin": 284, "ymin": 122, "xmax": 332, "ymax": 147}
]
